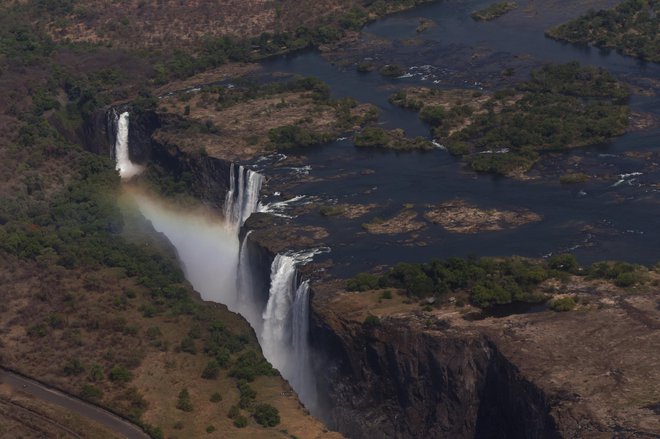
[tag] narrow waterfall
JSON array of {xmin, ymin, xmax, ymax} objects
[
  {"xmin": 291, "ymin": 280, "xmax": 317, "ymax": 409},
  {"xmin": 224, "ymin": 163, "xmax": 264, "ymax": 228},
  {"xmin": 113, "ymin": 111, "xmax": 143, "ymax": 179},
  {"xmin": 235, "ymin": 230, "xmax": 263, "ymax": 335},
  {"xmin": 261, "ymin": 254, "xmax": 318, "ymax": 414}
]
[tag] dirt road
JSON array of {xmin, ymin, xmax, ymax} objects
[{"xmin": 0, "ymin": 368, "xmax": 150, "ymax": 439}]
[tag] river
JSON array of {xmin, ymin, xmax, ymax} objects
[{"xmin": 244, "ymin": 0, "xmax": 660, "ymax": 275}]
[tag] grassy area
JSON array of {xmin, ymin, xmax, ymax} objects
[
  {"xmin": 471, "ymin": 2, "xmax": 518, "ymax": 21},
  {"xmin": 390, "ymin": 63, "xmax": 630, "ymax": 176},
  {"xmin": 546, "ymin": 0, "xmax": 660, "ymax": 62}
]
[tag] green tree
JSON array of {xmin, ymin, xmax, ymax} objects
[
  {"xmin": 253, "ymin": 403, "xmax": 280, "ymax": 427},
  {"xmin": 176, "ymin": 388, "xmax": 194, "ymax": 412}
]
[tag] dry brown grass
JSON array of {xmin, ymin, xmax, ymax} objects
[
  {"xmin": 0, "ymin": 227, "xmax": 338, "ymax": 438},
  {"xmin": 39, "ymin": 0, "xmax": 409, "ymax": 49},
  {"xmin": 424, "ymin": 200, "xmax": 542, "ymax": 233}
]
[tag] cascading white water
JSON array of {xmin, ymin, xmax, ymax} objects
[
  {"xmin": 261, "ymin": 254, "xmax": 298, "ymax": 369},
  {"xmin": 291, "ymin": 280, "xmax": 317, "ymax": 409},
  {"xmin": 224, "ymin": 163, "xmax": 264, "ymax": 228},
  {"xmin": 114, "ymin": 111, "xmax": 143, "ymax": 179},
  {"xmin": 261, "ymin": 254, "xmax": 319, "ymax": 414},
  {"xmin": 117, "ymin": 114, "xmax": 319, "ymax": 415}
]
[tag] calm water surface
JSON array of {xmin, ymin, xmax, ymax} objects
[{"xmin": 251, "ymin": 1, "xmax": 660, "ymax": 275}]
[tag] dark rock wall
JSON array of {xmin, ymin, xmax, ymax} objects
[{"xmin": 309, "ymin": 302, "xmax": 559, "ymax": 439}]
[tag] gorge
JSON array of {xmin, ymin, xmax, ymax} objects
[
  {"xmin": 2, "ymin": 0, "xmax": 656, "ymax": 436},
  {"xmin": 114, "ymin": 111, "xmax": 326, "ymax": 422}
]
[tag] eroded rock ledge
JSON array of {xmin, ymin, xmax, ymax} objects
[{"xmin": 309, "ymin": 281, "xmax": 660, "ymax": 439}]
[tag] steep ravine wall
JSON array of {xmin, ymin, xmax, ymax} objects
[
  {"xmin": 84, "ymin": 108, "xmax": 234, "ymax": 206},
  {"xmin": 86, "ymin": 107, "xmax": 560, "ymax": 438},
  {"xmin": 309, "ymin": 291, "xmax": 560, "ymax": 439}
]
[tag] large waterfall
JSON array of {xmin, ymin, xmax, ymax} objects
[
  {"xmin": 113, "ymin": 111, "xmax": 143, "ymax": 179},
  {"xmin": 115, "ymin": 117, "xmax": 320, "ymax": 417},
  {"xmin": 261, "ymin": 253, "xmax": 320, "ymax": 414}
]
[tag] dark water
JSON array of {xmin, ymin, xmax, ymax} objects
[{"xmin": 251, "ymin": 0, "xmax": 660, "ymax": 276}]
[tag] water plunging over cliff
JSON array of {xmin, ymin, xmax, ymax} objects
[
  {"xmin": 261, "ymin": 253, "xmax": 320, "ymax": 415},
  {"xmin": 224, "ymin": 163, "xmax": 264, "ymax": 229},
  {"xmin": 114, "ymin": 116, "xmax": 321, "ymax": 417},
  {"xmin": 113, "ymin": 111, "xmax": 143, "ymax": 179}
]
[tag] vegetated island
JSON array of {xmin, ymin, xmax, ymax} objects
[
  {"xmin": 471, "ymin": 2, "xmax": 518, "ymax": 21},
  {"xmin": 347, "ymin": 254, "xmax": 656, "ymax": 310},
  {"xmin": 155, "ymin": 77, "xmax": 379, "ymax": 161},
  {"xmin": 389, "ymin": 62, "xmax": 630, "ymax": 177},
  {"xmin": 546, "ymin": 0, "xmax": 660, "ymax": 63}
]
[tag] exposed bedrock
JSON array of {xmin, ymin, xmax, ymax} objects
[{"xmin": 309, "ymin": 287, "xmax": 560, "ymax": 439}]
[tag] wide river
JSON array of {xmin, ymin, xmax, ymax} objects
[{"xmin": 248, "ymin": 0, "xmax": 659, "ymax": 275}]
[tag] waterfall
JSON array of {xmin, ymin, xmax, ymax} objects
[
  {"xmin": 261, "ymin": 254, "xmax": 318, "ymax": 414},
  {"xmin": 224, "ymin": 163, "xmax": 264, "ymax": 229},
  {"xmin": 291, "ymin": 280, "xmax": 317, "ymax": 409},
  {"xmin": 235, "ymin": 230, "xmax": 263, "ymax": 335},
  {"xmin": 114, "ymin": 111, "xmax": 143, "ymax": 179}
]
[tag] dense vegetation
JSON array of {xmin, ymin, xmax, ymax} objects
[
  {"xmin": 0, "ymin": 4, "xmax": 287, "ymax": 436},
  {"xmin": 471, "ymin": 2, "xmax": 517, "ymax": 21},
  {"xmin": 547, "ymin": 0, "xmax": 660, "ymax": 62},
  {"xmin": 347, "ymin": 254, "xmax": 653, "ymax": 308},
  {"xmin": 391, "ymin": 63, "xmax": 630, "ymax": 175},
  {"xmin": 354, "ymin": 126, "xmax": 434, "ymax": 151}
]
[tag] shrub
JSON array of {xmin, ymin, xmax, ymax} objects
[
  {"xmin": 268, "ymin": 125, "xmax": 331, "ymax": 150},
  {"xmin": 615, "ymin": 272, "xmax": 640, "ymax": 287},
  {"xmin": 346, "ymin": 272, "xmax": 380, "ymax": 291},
  {"xmin": 210, "ymin": 392, "xmax": 222, "ymax": 403},
  {"xmin": 254, "ymin": 403, "xmax": 280, "ymax": 427},
  {"xmin": 27, "ymin": 324, "xmax": 48, "ymax": 337},
  {"xmin": 227, "ymin": 405, "xmax": 240, "ymax": 419},
  {"xmin": 81, "ymin": 384, "xmax": 103, "ymax": 400},
  {"xmin": 176, "ymin": 388, "xmax": 194, "ymax": 412},
  {"xmin": 201, "ymin": 360, "xmax": 220, "ymax": 379},
  {"xmin": 548, "ymin": 254, "xmax": 580, "ymax": 273},
  {"xmin": 206, "ymin": 425, "xmax": 216, "ymax": 433},
  {"xmin": 363, "ymin": 315, "xmax": 380, "ymax": 328},
  {"xmin": 47, "ymin": 313, "xmax": 65, "ymax": 329},
  {"xmin": 381, "ymin": 290, "xmax": 393, "ymax": 300},
  {"xmin": 89, "ymin": 364, "xmax": 104, "ymax": 382},
  {"xmin": 419, "ymin": 105, "xmax": 446, "ymax": 126},
  {"xmin": 354, "ymin": 127, "xmax": 388, "ymax": 148},
  {"xmin": 550, "ymin": 296, "xmax": 577, "ymax": 312},
  {"xmin": 180, "ymin": 336, "xmax": 197, "ymax": 354},
  {"xmin": 237, "ymin": 380, "xmax": 256, "ymax": 409},
  {"xmin": 108, "ymin": 365, "xmax": 132, "ymax": 383},
  {"xmin": 229, "ymin": 351, "xmax": 275, "ymax": 382},
  {"xmin": 145, "ymin": 326, "xmax": 162, "ymax": 339},
  {"xmin": 63, "ymin": 358, "xmax": 85, "ymax": 376},
  {"xmin": 233, "ymin": 415, "xmax": 248, "ymax": 428}
]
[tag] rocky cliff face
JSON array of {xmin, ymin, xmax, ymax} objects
[
  {"xmin": 309, "ymin": 285, "xmax": 559, "ymax": 439},
  {"xmin": 83, "ymin": 108, "xmax": 234, "ymax": 207}
]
